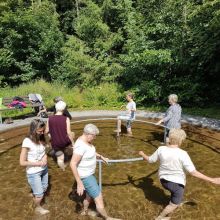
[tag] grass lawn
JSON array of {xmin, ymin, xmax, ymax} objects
[{"xmin": 1, "ymin": 80, "xmax": 220, "ymax": 121}]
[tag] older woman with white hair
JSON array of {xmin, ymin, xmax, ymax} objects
[
  {"xmin": 139, "ymin": 128, "xmax": 220, "ymax": 219},
  {"xmin": 45, "ymin": 101, "xmax": 74, "ymax": 170},
  {"xmin": 156, "ymin": 94, "xmax": 182, "ymax": 143},
  {"xmin": 70, "ymin": 124, "xmax": 121, "ymax": 220}
]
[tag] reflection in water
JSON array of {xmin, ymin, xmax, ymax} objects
[{"xmin": 0, "ymin": 119, "xmax": 220, "ymax": 219}]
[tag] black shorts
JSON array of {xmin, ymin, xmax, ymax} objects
[
  {"xmin": 49, "ymin": 145, "xmax": 73, "ymax": 157},
  {"xmin": 160, "ymin": 179, "xmax": 184, "ymax": 205},
  {"xmin": 54, "ymin": 145, "xmax": 73, "ymax": 157}
]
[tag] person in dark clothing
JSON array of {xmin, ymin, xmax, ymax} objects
[
  {"xmin": 38, "ymin": 96, "xmax": 72, "ymax": 120},
  {"xmin": 47, "ymin": 97, "xmax": 72, "ymax": 120},
  {"xmin": 45, "ymin": 101, "xmax": 74, "ymax": 171}
]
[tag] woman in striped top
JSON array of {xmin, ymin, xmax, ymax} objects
[{"xmin": 156, "ymin": 94, "xmax": 182, "ymax": 143}]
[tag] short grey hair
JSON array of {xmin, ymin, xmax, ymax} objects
[
  {"xmin": 55, "ymin": 101, "xmax": 66, "ymax": 112},
  {"xmin": 168, "ymin": 94, "xmax": 178, "ymax": 103},
  {"xmin": 84, "ymin": 124, "xmax": 99, "ymax": 135}
]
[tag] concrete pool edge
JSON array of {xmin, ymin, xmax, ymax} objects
[{"xmin": 0, "ymin": 110, "xmax": 220, "ymax": 133}]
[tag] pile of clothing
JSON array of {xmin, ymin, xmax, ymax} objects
[{"xmin": 8, "ymin": 97, "xmax": 27, "ymax": 109}]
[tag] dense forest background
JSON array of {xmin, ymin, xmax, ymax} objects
[{"xmin": 0, "ymin": 0, "xmax": 219, "ymax": 106}]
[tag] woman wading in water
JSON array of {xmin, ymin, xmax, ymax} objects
[
  {"xmin": 71, "ymin": 124, "xmax": 121, "ymax": 220},
  {"xmin": 20, "ymin": 119, "xmax": 49, "ymax": 215},
  {"xmin": 139, "ymin": 128, "xmax": 220, "ymax": 220}
]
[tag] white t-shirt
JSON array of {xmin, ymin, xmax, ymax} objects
[
  {"xmin": 126, "ymin": 101, "xmax": 136, "ymax": 119},
  {"xmin": 148, "ymin": 146, "xmax": 196, "ymax": 185},
  {"xmin": 73, "ymin": 138, "xmax": 96, "ymax": 178},
  {"xmin": 22, "ymin": 137, "xmax": 46, "ymax": 174}
]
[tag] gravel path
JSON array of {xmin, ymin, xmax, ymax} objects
[{"xmin": 0, "ymin": 110, "xmax": 220, "ymax": 132}]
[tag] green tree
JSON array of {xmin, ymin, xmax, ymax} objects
[
  {"xmin": 51, "ymin": 36, "xmax": 123, "ymax": 88},
  {"xmin": 0, "ymin": 1, "xmax": 63, "ymax": 86}
]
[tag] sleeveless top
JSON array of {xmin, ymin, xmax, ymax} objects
[{"xmin": 48, "ymin": 115, "xmax": 71, "ymax": 149}]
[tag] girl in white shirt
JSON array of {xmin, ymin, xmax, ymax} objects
[
  {"xmin": 139, "ymin": 128, "xmax": 220, "ymax": 220},
  {"xmin": 115, "ymin": 93, "xmax": 136, "ymax": 136},
  {"xmin": 20, "ymin": 119, "xmax": 49, "ymax": 215}
]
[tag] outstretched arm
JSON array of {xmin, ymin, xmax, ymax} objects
[
  {"xmin": 156, "ymin": 118, "xmax": 164, "ymax": 125},
  {"xmin": 139, "ymin": 151, "xmax": 149, "ymax": 161},
  {"xmin": 190, "ymin": 170, "xmax": 220, "ymax": 184},
  {"xmin": 96, "ymin": 153, "xmax": 109, "ymax": 164},
  {"xmin": 156, "ymin": 107, "xmax": 173, "ymax": 125},
  {"xmin": 139, "ymin": 149, "xmax": 159, "ymax": 163}
]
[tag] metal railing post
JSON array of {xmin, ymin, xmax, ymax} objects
[{"xmin": 98, "ymin": 160, "xmax": 102, "ymax": 191}]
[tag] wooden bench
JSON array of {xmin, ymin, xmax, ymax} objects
[{"xmin": 0, "ymin": 96, "xmax": 44, "ymax": 124}]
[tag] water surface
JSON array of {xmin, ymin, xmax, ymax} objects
[{"xmin": 0, "ymin": 119, "xmax": 220, "ymax": 220}]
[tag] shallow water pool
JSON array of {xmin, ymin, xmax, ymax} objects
[{"xmin": 0, "ymin": 118, "xmax": 220, "ymax": 220}]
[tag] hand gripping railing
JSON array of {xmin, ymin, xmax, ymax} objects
[{"xmin": 97, "ymin": 157, "xmax": 144, "ymax": 191}]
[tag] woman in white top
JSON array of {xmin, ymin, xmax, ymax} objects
[
  {"xmin": 115, "ymin": 93, "xmax": 136, "ymax": 136},
  {"xmin": 139, "ymin": 128, "xmax": 220, "ymax": 220},
  {"xmin": 70, "ymin": 124, "xmax": 121, "ymax": 220},
  {"xmin": 20, "ymin": 119, "xmax": 49, "ymax": 215}
]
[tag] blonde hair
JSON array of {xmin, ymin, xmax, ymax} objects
[
  {"xmin": 126, "ymin": 93, "xmax": 134, "ymax": 99},
  {"xmin": 169, "ymin": 129, "xmax": 186, "ymax": 146},
  {"xmin": 168, "ymin": 94, "xmax": 178, "ymax": 103}
]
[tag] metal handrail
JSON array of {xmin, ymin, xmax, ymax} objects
[
  {"xmin": 97, "ymin": 158, "xmax": 144, "ymax": 191},
  {"xmin": 71, "ymin": 117, "xmax": 168, "ymax": 146},
  {"xmin": 71, "ymin": 117, "xmax": 167, "ymax": 190},
  {"xmin": 100, "ymin": 157, "xmax": 144, "ymax": 163},
  {"xmin": 71, "ymin": 117, "xmax": 167, "ymax": 129}
]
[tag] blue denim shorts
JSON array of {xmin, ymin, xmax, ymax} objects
[
  {"xmin": 81, "ymin": 175, "xmax": 101, "ymax": 199},
  {"xmin": 117, "ymin": 115, "xmax": 133, "ymax": 128},
  {"xmin": 27, "ymin": 167, "xmax": 48, "ymax": 198}
]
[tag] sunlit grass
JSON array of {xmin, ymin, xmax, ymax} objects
[{"xmin": 1, "ymin": 79, "xmax": 220, "ymax": 120}]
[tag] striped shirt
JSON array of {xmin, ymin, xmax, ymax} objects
[{"xmin": 164, "ymin": 103, "xmax": 182, "ymax": 129}]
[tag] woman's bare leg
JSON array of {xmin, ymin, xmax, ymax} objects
[
  {"xmin": 34, "ymin": 196, "xmax": 49, "ymax": 214},
  {"xmin": 155, "ymin": 202, "xmax": 178, "ymax": 220},
  {"xmin": 81, "ymin": 194, "xmax": 92, "ymax": 215},
  {"xmin": 127, "ymin": 127, "xmax": 132, "ymax": 135},
  {"xmin": 57, "ymin": 153, "xmax": 65, "ymax": 171},
  {"xmin": 117, "ymin": 119, "xmax": 122, "ymax": 132},
  {"xmin": 94, "ymin": 193, "xmax": 121, "ymax": 220},
  {"xmin": 94, "ymin": 193, "xmax": 108, "ymax": 218}
]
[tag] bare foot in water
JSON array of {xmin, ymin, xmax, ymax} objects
[
  {"xmin": 114, "ymin": 129, "xmax": 121, "ymax": 134},
  {"xmin": 123, "ymin": 133, "xmax": 133, "ymax": 137},
  {"xmin": 35, "ymin": 206, "xmax": 50, "ymax": 215},
  {"xmin": 155, "ymin": 217, "xmax": 171, "ymax": 220},
  {"xmin": 87, "ymin": 210, "xmax": 98, "ymax": 217},
  {"xmin": 80, "ymin": 209, "xmax": 98, "ymax": 217}
]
